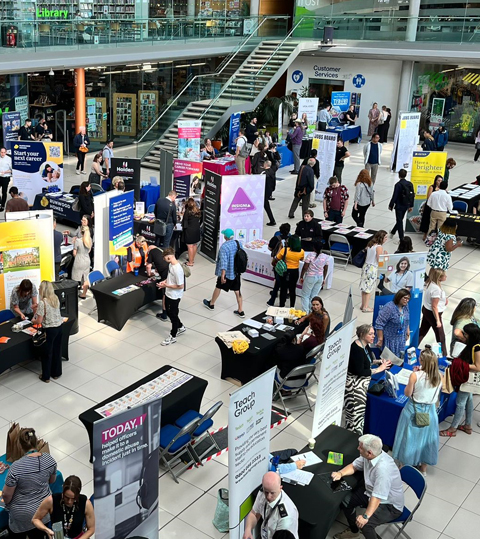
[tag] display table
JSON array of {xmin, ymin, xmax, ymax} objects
[
  {"xmin": 276, "ymin": 144, "xmax": 294, "ymax": 167},
  {"xmin": 329, "ymin": 125, "xmax": 361, "ymax": 143},
  {"xmin": 282, "ymin": 425, "xmax": 360, "ymax": 539},
  {"xmin": 203, "ymin": 156, "xmax": 251, "ymax": 176},
  {"xmin": 0, "ymin": 316, "xmax": 74, "ymax": 376},
  {"xmin": 78, "ymin": 364, "xmax": 208, "ymax": 462},
  {"xmin": 91, "ymin": 272, "xmax": 162, "ymax": 331},
  {"xmin": 32, "ymin": 192, "xmax": 81, "ymax": 225},
  {"xmin": 321, "ymin": 223, "xmax": 377, "ymax": 258},
  {"xmin": 450, "ymin": 183, "xmax": 480, "ymax": 213},
  {"xmin": 448, "ymin": 212, "xmax": 480, "ymax": 241}
]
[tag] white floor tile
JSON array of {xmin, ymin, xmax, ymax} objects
[{"xmin": 443, "ymin": 507, "xmax": 480, "ymax": 539}]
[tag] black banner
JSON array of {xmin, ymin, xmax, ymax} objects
[
  {"xmin": 110, "ymin": 157, "xmax": 141, "ymax": 201},
  {"xmin": 200, "ymin": 169, "xmax": 222, "ymax": 262}
]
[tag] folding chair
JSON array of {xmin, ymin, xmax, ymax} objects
[
  {"xmin": 452, "ymin": 200, "xmax": 468, "ymax": 213},
  {"xmin": 306, "ymin": 343, "xmax": 324, "ymax": 383},
  {"xmin": 328, "ymin": 233, "xmax": 352, "ymax": 268},
  {"xmin": 175, "ymin": 401, "xmax": 223, "ymax": 463},
  {"xmin": 147, "ymin": 204, "xmax": 155, "ymax": 213},
  {"xmin": 159, "ymin": 418, "xmax": 201, "ymax": 483},
  {"xmin": 273, "ymin": 364, "xmax": 317, "ymax": 415},
  {"xmin": 332, "ymin": 322, "xmax": 343, "ymax": 333},
  {"xmin": 87, "ymin": 270, "xmax": 105, "ymax": 315},
  {"xmin": 0, "ymin": 309, "xmax": 15, "ymax": 323},
  {"xmin": 105, "ymin": 260, "xmax": 121, "ymax": 278}
]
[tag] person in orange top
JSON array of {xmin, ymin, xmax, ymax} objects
[
  {"xmin": 275, "ymin": 234, "xmax": 304, "ymax": 308},
  {"xmin": 126, "ymin": 235, "xmax": 149, "ymax": 273}
]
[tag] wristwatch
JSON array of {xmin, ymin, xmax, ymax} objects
[{"xmin": 362, "ymin": 513, "xmax": 369, "ymax": 520}]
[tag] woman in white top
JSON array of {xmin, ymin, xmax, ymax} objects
[
  {"xmin": 359, "ymin": 230, "xmax": 388, "ymax": 312},
  {"xmin": 392, "ymin": 348, "xmax": 442, "ymax": 475},
  {"xmin": 384, "ymin": 256, "xmax": 414, "ymax": 294},
  {"xmin": 418, "ymin": 268, "xmax": 448, "ymax": 357}
]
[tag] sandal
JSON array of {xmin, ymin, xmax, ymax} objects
[
  {"xmin": 440, "ymin": 429, "xmax": 456, "ymax": 437},
  {"xmin": 458, "ymin": 425, "xmax": 472, "ymax": 435},
  {"xmin": 361, "ymin": 308, "xmax": 373, "ymax": 313},
  {"xmin": 186, "ymin": 263, "xmax": 194, "ymax": 267}
]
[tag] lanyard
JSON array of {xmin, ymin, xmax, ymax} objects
[{"xmin": 263, "ymin": 493, "xmax": 282, "ymax": 529}]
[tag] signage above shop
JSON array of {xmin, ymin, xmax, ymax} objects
[{"xmin": 36, "ymin": 8, "xmax": 69, "ymax": 19}]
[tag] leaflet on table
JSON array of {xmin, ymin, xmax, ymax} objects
[
  {"xmin": 266, "ymin": 307, "xmax": 291, "ymax": 318},
  {"xmin": 282, "ymin": 469, "xmax": 314, "ymax": 486},
  {"xmin": 380, "ymin": 346, "xmax": 403, "ymax": 366},
  {"xmin": 355, "ymin": 232, "xmax": 373, "ymax": 239},
  {"xmin": 291, "ymin": 451, "xmax": 322, "ymax": 467},
  {"xmin": 351, "ymin": 227, "xmax": 366, "ymax": 232},
  {"xmin": 395, "ymin": 368, "xmax": 413, "ymax": 386},
  {"xmin": 335, "ymin": 228, "xmax": 351, "ymax": 235},
  {"xmin": 321, "ymin": 225, "xmax": 335, "ymax": 230},
  {"xmin": 22, "ymin": 327, "xmax": 37, "ymax": 336},
  {"xmin": 112, "ymin": 284, "xmax": 138, "ymax": 296},
  {"xmin": 244, "ymin": 319, "xmax": 264, "ymax": 329},
  {"xmin": 462, "ymin": 183, "xmax": 478, "ymax": 189}
]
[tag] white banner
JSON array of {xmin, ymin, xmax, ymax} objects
[
  {"xmin": 228, "ymin": 368, "xmax": 275, "ymax": 539},
  {"xmin": 390, "ymin": 112, "xmax": 421, "ymax": 172},
  {"xmin": 312, "ymin": 319, "xmax": 356, "ymax": 438},
  {"xmin": 278, "ymin": 102, "xmax": 283, "ymax": 144},
  {"xmin": 312, "ymin": 131, "xmax": 337, "ymax": 202},
  {"xmin": 298, "ymin": 97, "xmax": 319, "ymax": 126}
]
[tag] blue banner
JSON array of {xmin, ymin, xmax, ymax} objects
[
  {"xmin": 228, "ymin": 112, "xmax": 241, "ymax": 153},
  {"xmin": 331, "ymin": 92, "xmax": 351, "ymax": 112},
  {"xmin": 2, "ymin": 111, "xmax": 21, "ymax": 153},
  {"xmin": 109, "ymin": 190, "xmax": 135, "ymax": 255}
]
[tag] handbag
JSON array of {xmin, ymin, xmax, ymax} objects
[
  {"xmin": 424, "ymin": 230, "xmax": 437, "ymax": 247},
  {"xmin": 411, "ymin": 398, "xmax": 430, "ymax": 427},
  {"xmin": 79, "ymin": 146, "xmax": 89, "ymax": 153},
  {"xmin": 154, "ymin": 202, "xmax": 172, "ymax": 236},
  {"xmin": 72, "ymin": 197, "xmax": 81, "ymax": 212},
  {"xmin": 442, "ymin": 367, "xmax": 454, "ymax": 394},
  {"xmin": 274, "ymin": 246, "xmax": 288, "ymax": 277},
  {"xmin": 32, "ymin": 301, "xmax": 48, "ymax": 347},
  {"xmin": 368, "ymin": 380, "xmax": 385, "ymax": 395},
  {"xmin": 352, "ymin": 249, "xmax": 366, "ymax": 268}
]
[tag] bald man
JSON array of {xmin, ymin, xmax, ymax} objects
[{"xmin": 243, "ymin": 471, "xmax": 299, "ymax": 539}]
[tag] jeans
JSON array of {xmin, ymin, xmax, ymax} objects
[
  {"xmin": 0, "ymin": 175, "xmax": 10, "ymax": 208},
  {"xmin": 452, "ymin": 390, "xmax": 474, "ymax": 428},
  {"xmin": 328, "ymin": 209, "xmax": 343, "ymax": 224},
  {"xmin": 165, "ymin": 296, "xmax": 182, "ymax": 337},
  {"xmin": 391, "ymin": 206, "xmax": 408, "ymax": 240},
  {"xmin": 279, "ymin": 268, "xmax": 299, "ymax": 308},
  {"xmin": 352, "ymin": 204, "xmax": 369, "ymax": 227},
  {"xmin": 235, "ymin": 155, "xmax": 246, "ymax": 175},
  {"xmin": 76, "ymin": 150, "xmax": 86, "ymax": 171},
  {"xmin": 289, "ymin": 193, "xmax": 310, "ymax": 218},
  {"xmin": 41, "ymin": 325, "xmax": 63, "ymax": 380},
  {"xmin": 301, "ymin": 275, "xmax": 323, "ymax": 313},
  {"xmin": 292, "ymin": 144, "xmax": 302, "ymax": 173},
  {"xmin": 157, "ymin": 222, "xmax": 174, "ymax": 248},
  {"xmin": 333, "ymin": 165, "xmax": 344, "ymax": 183},
  {"xmin": 365, "ymin": 163, "xmax": 379, "ymax": 183}
]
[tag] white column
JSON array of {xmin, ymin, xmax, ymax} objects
[
  {"xmin": 187, "ymin": 0, "xmax": 195, "ymax": 17},
  {"xmin": 406, "ymin": 0, "xmax": 420, "ymax": 42},
  {"xmin": 250, "ymin": 0, "xmax": 259, "ymax": 17},
  {"xmin": 396, "ymin": 61, "xmax": 415, "ymax": 120}
]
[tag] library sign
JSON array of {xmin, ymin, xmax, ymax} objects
[{"xmin": 36, "ymin": 8, "xmax": 69, "ymax": 19}]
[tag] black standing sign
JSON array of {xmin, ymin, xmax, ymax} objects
[
  {"xmin": 110, "ymin": 157, "xmax": 141, "ymax": 201},
  {"xmin": 200, "ymin": 169, "xmax": 222, "ymax": 262}
]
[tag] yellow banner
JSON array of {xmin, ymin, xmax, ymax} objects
[{"xmin": 410, "ymin": 151, "xmax": 447, "ymax": 200}]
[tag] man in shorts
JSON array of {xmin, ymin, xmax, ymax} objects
[{"xmin": 203, "ymin": 228, "xmax": 245, "ymax": 318}]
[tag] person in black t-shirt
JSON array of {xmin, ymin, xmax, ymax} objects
[
  {"xmin": 18, "ymin": 119, "xmax": 35, "ymax": 141},
  {"xmin": 333, "ymin": 139, "xmax": 350, "ymax": 184},
  {"xmin": 345, "ymin": 105, "xmax": 357, "ymax": 126}
]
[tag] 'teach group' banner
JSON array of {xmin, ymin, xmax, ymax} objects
[
  {"xmin": 390, "ymin": 112, "xmax": 421, "ymax": 172},
  {"xmin": 228, "ymin": 368, "xmax": 275, "ymax": 539},
  {"xmin": 12, "ymin": 141, "xmax": 64, "ymax": 205},
  {"xmin": 229, "ymin": 112, "xmax": 241, "ymax": 154},
  {"xmin": 313, "ymin": 130, "xmax": 337, "ymax": 202},
  {"xmin": 2, "ymin": 111, "xmax": 21, "ymax": 153},
  {"xmin": 178, "ymin": 120, "xmax": 201, "ymax": 162},
  {"xmin": 109, "ymin": 190, "xmax": 134, "ymax": 256}
]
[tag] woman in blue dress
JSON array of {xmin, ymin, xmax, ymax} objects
[
  {"xmin": 375, "ymin": 289, "xmax": 411, "ymax": 357},
  {"xmin": 392, "ymin": 348, "xmax": 442, "ymax": 475}
]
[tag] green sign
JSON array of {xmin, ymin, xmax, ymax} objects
[{"xmin": 36, "ymin": 8, "xmax": 69, "ymax": 19}]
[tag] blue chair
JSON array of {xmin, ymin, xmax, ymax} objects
[
  {"xmin": 328, "ymin": 233, "xmax": 352, "ymax": 268},
  {"xmin": 87, "ymin": 270, "xmax": 105, "ymax": 288},
  {"xmin": 452, "ymin": 200, "xmax": 468, "ymax": 213},
  {"xmin": 384, "ymin": 465, "xmax": 427, "ymax": 539},
  {"xmin": 175, "ymin": 401, "xmax": 223, "ymax": 463},
  {"xmin": 105, "ymin": 260, "xmax": 121, "ymax": 278},
  {"xmin": 306, "ymin": 343, "xmax": 324, "ymax": 383},
  {"xmin": 147, "ymin": 203, "xmax": 155, "ymax": 213},
  {"xmin": 0, "ymin": 309, "xmax": 15, "ymax": 323},
  {"xmin": 273, "ymin": 364, "xmax": 316, "ymax": 415}
]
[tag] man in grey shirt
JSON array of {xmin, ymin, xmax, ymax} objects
[{"xmin": 332, "ymin": 434, "xmax": 404, "ymax": 539}]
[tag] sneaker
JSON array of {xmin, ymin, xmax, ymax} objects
[
  {"xmin": 266, "ymin": 301, "xmax": 274, "ymax": 307},
  {"xmin": 333, "ymin": 530, "xmax": 360, "ymax": 539},
  {"xmin": 203, "ymin": 299, "xmax": 214, "ymax": 310},
  {"xmin": 266, "ymin": 221, "xmax": 276, "ymax": 226},
  {"xmin": 162, "ymin": 335, "xmax": 177, "ymax": 346},
  {"xmin": 75, "ymin": 170, "xmax": 80, "ymax": 175},
  {"xmin": 269, "ymin": 196, "xmax": 275, "ymax": 201},
  {"xmin": 234, "ymin": 310, "xmax": 245, "ymax": 318},
  {"xmin": 81, "ymin": 171, "xmax": 87, "ymax": 175},
  {"xmin": 156, "ymin": 312, "xmax": 168, "ymax": 322},
  {"xmin": 309, "ymin": 203, "xmax": 317, "ymax": 208},
  {"xmin": 177, "ymin": 326, "xmax": 187, "ymax": 335},
  {"xmin": 288, "ymin": 214, "xmax": 295, "ymax": 219}
]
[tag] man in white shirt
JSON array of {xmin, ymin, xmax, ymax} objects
[
  {"xmin": 243, "ymin": 472, "xmax": 299, "ymax": 539},
  {"xmin": 102, "ymin": 140, "xmax": 114, "ymax": 177},
  {"xmin": 157, "ymin": 247, "xmax": 186, "ymax": 346},
  {"xmin": 333, "ymin": 434, "xmax": 404, "ymax": 539},
  {"xmin": 427, "ymin": 181, "xmax": 453, "ymax": 232},
  {"xmin": 235, "ymin": 129, "xmax": 249, "ymax": 175},
  {"xmin": 0, "ymin": 146, "xmax": 12, "ymax": 212}
]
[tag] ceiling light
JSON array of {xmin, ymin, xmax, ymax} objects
[{"xmin": 49, "ymin": 68, "xmax": 54, "ymax": 76}]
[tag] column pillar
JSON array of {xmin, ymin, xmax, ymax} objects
[
  {"xmin": 396, "ymin": 60, "xmax": 415, "ymax": 119},
  {"xmin": 187, "ymin": 0, "xmax": 195, "ymax": 17},
  {"xmin": 75, "ymin": 68, "xmax": 86, "ymax": 133},
  {"xmin": 10, "ymin": 74, "xmax": 22, "ymax": 100},
  {"xmin": 406, "ymin": 0, "xmax": 420, "ymax": 42}
]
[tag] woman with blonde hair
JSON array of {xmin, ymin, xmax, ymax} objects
[
  {"xmin": 359, "ymin": 230, "xmax": 387, "ymax": 312},
  {"xmin": 72, "ymin": 226, "xmax": 92, "ymax": 299},
  {"xmin": 418, "ymin": 268, "xmax": 448, "ymax": 356},
  {"xmin": 392, "ymin": 348, "xmax": 442, "ymax": 475},
  {"xmin": 34, "ymin": 281, "xmax": 64, "ymax": 382},
  {"xmin": 352, "ymin": 169, "xmax": 374, "ymax": 227}
]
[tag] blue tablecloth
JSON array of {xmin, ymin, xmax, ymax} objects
[
  {"xmin": 277, "ymin": 144, "xmax": 294, "ymax": 167},
  {"xmin": 101, "ymin": 178, "xmax": 112, "ymax": 190},
  {"xmin": 0, "ymin": 453, "xmax": 64, "ymax": 530},
  {"xmin": 140, "ymin": 184, "xmax": 160, "ymax": 209},
  {"xmin": 329, "ymin": 125, "xmax": 361, "ymax": 143},
  {"xmin": 364, "ymin": 359, "xmax": 457, "ymax": 448}
]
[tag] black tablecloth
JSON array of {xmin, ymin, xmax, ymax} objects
[
  {"xmin": 0, "ymin": 316, "xmax": 74, "ymax": 376},
  {"xmin": 448, "ymin": 212, "xmax": 480, "ymax": 240},
  {"xmin": 451, "ymin": 184, "xmax": 480, "ymax": 213},
  {"xmin": 32, "ymin": 193, "xmax": 82, "ymax": 225},
  {"xmin": 91, "ymin": 272, "xmax": 162, "ymax": 331},
  {"xmin": 217, "ymin": 312, "xmax": 295, "ymax": 385},
  {"xmin": 321, "ymin": 223, "xmax": 377, "ymax": 258},
  {"xmin": 78, "ymin": 364, "xmax": 208, "ymax": 461},
  {"xmin": 283, "ymin": 425, "xmax": 360, "ymax": 539}
]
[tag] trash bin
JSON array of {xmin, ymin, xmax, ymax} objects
[
  {"xmin": 53, "ymin": 279, "xmax": 79, "ymax": 335},
  {"xmin": 212, "ymin": 488, "xmax": 229, "ymax": 533},
  {"xmin": 2, "ymin": 25, "xmax": 18, "ymax": 47}
]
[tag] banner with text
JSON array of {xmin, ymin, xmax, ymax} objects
[
  {"xmin": 200, "ymin": 169, "xmax": 222, "ymax": 262},
  {"xmin": 406, "ymin": 151, "xmax": 447, "ymax": 233},
  {"xmin": 110, "ymin": 157, "xmax": 141, "ymax": 201},
  {"xmin": 178, "ymin": 120, "xmax": 201, "ymax": 162},
  {"xmin": 229, "ymin": 112, "xmax": 241, "ymax": 154},
  {"xmin": 390, "ymin": 112, "xmax": 421, "ymax": 172},
  {"xmin": 219, "ymin": 174, "xmax": 265, "ymax": 246},
  {"xmin": 173, "ymin": 159, "xmax": 203, "ymax": 224},
  {"xmin": 312, "ymin": 319, "xmax": 356, "ymax": 438},
  {"xmin": 15, "ymin": 95, "xmax": 29, "ymax": 124},
  {"xmin": 93, "ymin": 399, "xmax": 161, "ymax": 539},
  {"xmin": 109, "ymin": 191, "xmax": 134, "ymax": 256},
  {"xmin": 228, "ymin": 368, "xmax": 275, "ymax": 539},
  {"xmin": 298, "ymin": 97, "xmax": 319, "ymax": 126},
  {"xmin": 12, "ymin": 141, "xmax": 64, "ymax": 205},
  {"xmin": 331, "ymin": 91, "xmax": 351, "ymax": 114},
  {"xmin": 278, "ymin": 103, "xmax": 283, "ymax": 144},
  {"xmin": 313, "ymin": 131, "xmax": 337, "ymax": 202},
  {"xmin": 2, "ymin": 111, "xmax": 21, "ymax": 153}
]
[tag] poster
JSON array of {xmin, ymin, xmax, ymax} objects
[
  {"xmin": 109, "ymin": 158, "xmax": 141, "ymax": 201},
  {"xmin": 312, "ymin": 131, "xmax": 337, "ymax": 202},
  {"xmin": 178, "ymin": 120, "xmax": 201, "ymax": 162},
  {"xmin": 2, "ymin": 111, "xmax": 21, "ymax": 152},
  {"xmin": 86, "ymin": 97, "xmax": 107, "ymax": 142},
  {"xmin": 93, "ymin": 399, "xmax": 161, "ymax": 539},
  {"xmin": 14, "ymin": 95, "xmax": 29, "ymax": 124},
  {"xmin": 109, "ymin": 191, "xmax": 134, "ymax": 256},
  {"xmin": 200, "ymin": 169, "xmax": 222, "ymax": 262},
  {"xmin": 430, "ymin": 97, "xmax": 445, "ymax": 129},
  {"xmin": 312, "ymin": 319, "xmax": 356, "ymax": 438},
  {"xmin": 229, "ymin": 112, "xmax": 241, "ymax": 154},
  {"xmin": 0, "ymin": 211, "xmax": 54, "ymax": 310},
  {"xmin": 138, "ymin": 90, "xmax": 159, "ymax": 131},
  {"xmin": 219, "ymin": 174, "xmax": 265, "ymax": 246},
  {"xmin": 228, "ymin": 368, "xmax": 275, "ymax": 539},
  {"xmin": 390, "ymin": 112, "xmax": 421, "ymax": 172},
  {"xmin": 331, "ymin": 91, "xmax": 351, "ymax": 116},
  {"xmin": 298, "ymin": 97, "xmax": 319, "ymax": 126},
  {"xmin": 173, "ymin": 159, "xmax": 203, "ymax": 224},
  {"xmin": 12, "ymin": 141, "xmax": 64, "ymax": 205},
  {"xmin": 277, "ymin": 102, "xmax": 283, "ymax": 144},
  {"xmin": 374, "ymin": 252, "xmax": 428, "ymax": 348},
  {"xmin": 406, "ymin": 151, "xmax": 447, "ymax": 233}
]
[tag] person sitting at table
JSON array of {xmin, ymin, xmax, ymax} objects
[
  {"xmin": 72, "ymin": 226, "xmax": 93, "ymax": 299},
  {"xmin": 204, "ymin": 138, "xmax": 217, "ymax": 160},
  {"xmin": 2, "ymin": 427, "xmax": 58, "ymax": 539},
  {"xmin": 10, "ymin": 279, "xmax": 38, "ymax": 320},
  {"xmin": 382, "ymin": 257, "xmax": 414, "ymax": 294},
  {"xmin": 89, "ymin": 152, "xmax": 107, "ymax": 184},
  {"xmin": 375, "ymin": 289, "xmax": 411, "ymax": 358},
  {"xmin": 78, "ymin": 181, "xmax": 94, "ymax": 220},
  {"xmin": 295, "ymin": 296, "xmax": 330, "ymax": 337},
  {"xmin": 295, "ymin": 210, "xmax": 322, "ymax": 253},
  {"xmin": 344, "ymin": 324, "xmax": 391, "ymax": 434},
  {"xmin": 332, "ymin": 434, "xmax": 404, "ymax": 539},
  {"xmin": 267, "ymin": 223, "xmax": 291, "ymax": 307},
  {"xmin": 272, "ymin": 330, "xmax": 308, "ymax": 388},
  {"xmin": 297, "ymin": 315, "xmax": 326, "ymax": 354},
  {"xmin": 126, "ymin": 235, "xmax": 148, "ymax": 274},
  {"xmin": 392, "ymin": 347, "xmax": 442, "ymax": 476},
  {"xmin": 32, "ymin": 475, "xmax": 95, "ymax": 539},
  {"xmin": 449, "ymin": 298, "xmax": 479, "ymax": 356}
]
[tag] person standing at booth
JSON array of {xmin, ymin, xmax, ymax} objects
[
  {"xmin": 0, "ymin": 146, "xmax": 12, "ymax": 212},
  {"xmin": 154, "ymin": 190, "xmax": 177, "ymax": 248},
  {"xmin": 126, "ymin": 235, "xmax": 149, "ymax": 274},
  {"xmin": 73, "ymin": 126, "xmax": 90, "ymax": 176},
  {"xmin": 102, "ymin": 139, "xmax": 114, "ymax": 177}
]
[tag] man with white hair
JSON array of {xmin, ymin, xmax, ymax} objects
[{"xmin": 332, "ymin": 434, "xmax": 404, "ymax": 539}]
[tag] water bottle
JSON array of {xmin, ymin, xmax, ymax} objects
[
  {"xmin": 52, "ymin": 522, "xmax": 64, "ymax": 539},
  {"xmin": 437, "ymin": 342, "xmax": 443, "ymax": 359},
  {"xmin": 270, "ymin": 455, "xmax": 280, "ymax": 472}
]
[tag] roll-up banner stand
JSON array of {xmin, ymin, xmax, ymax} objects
[
  {"xmin": 178, "ymin": 120, "xmax": 201, "ymax": 162},
  {"xmin": 160, "ymin": 149, "xmax": 174, "ymax": 199},
  {"xmin": 200, "ymin": 169, "xmax": 222, "ymax": 263},
  {"xmin": 390, "ymin": 112, "xmax": 421, "ymax": 172},
  {"xmin": 229, "ymin": 112, "xmax": 241, "ymax": 154},
  {"xmin": 109, "ymin": 157, "xmax": 141, "ymax": 201},
  {"xmin": 2, "ymin": 111, "xmax": 21, "ymax": 153},
  {"xmin": 312, "ymin": 131, "xmax": 337, "ymax": 202}
]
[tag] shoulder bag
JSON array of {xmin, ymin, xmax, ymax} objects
[
  {"xmin": 154, "ymin": 202, "xmax": 172, "ymax": 237},
  {"xmin": 295, "ymin": 167, "xmax": 307, "ymax": 198},
  {"xmin": 352, "ymin": 249, "xmax": 367, "ymax": 268},
  {"xmin": 274, "ymin": 246, "xmax": 288, "ymax": 277},
  {"xmin": 72, "ymin": 197, "xmax": 81, "ymax": 212},
  {"xmin": 460, "ymin": 345, "xmax": 480, "ymax": 394},
  {"xmin": 32, "ymin": 301, "xmax": 47, "ymax": 347},
  {"xmin": 411, "ymin": 397, "xmax": 430, "ymax": 427}
]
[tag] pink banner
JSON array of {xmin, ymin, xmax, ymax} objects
[{"xmin": 178, "ymin": 120, "xmax": 201, "ymax": 162}]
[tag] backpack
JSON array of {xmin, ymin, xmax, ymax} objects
[
  {"xmin": 234, "ymin": 240, "xmax": 248, "ymax": 275},
  {"xmin": 238, "ymin": 137, "xmax": 249, "ymax": 158},
  {"xmin": 274, "ymin": 246, "xmax": 288, "ymax": 277},
  {"xmin": 399, "ymin": 181, "xmax": 414, "ymax": 207},
  {"xmin": 181, "ymin": 262, "xmax": 191, "ymax": 278}
]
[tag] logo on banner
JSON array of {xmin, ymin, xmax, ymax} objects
[
  {"xmin": 228, "ymin": 187, "xmax": 256, "ymax": 213},
  {"xmin": 292, "ymin": 70, "xmax": 304, "ymax": 84},
  {"xmin": 353, "ymin": 74, "xmax": 366, "ymax": 88}
]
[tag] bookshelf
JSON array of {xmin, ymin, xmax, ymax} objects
[
  {"xmin": 86, "ymin": 97, "xmax": 107, "ymax": 142},
  {"xmin": 138, "ymin": 90, "xmax": 158, "ymax": 131},
  {"xmin": 113, "ymin": 93, "xmax": 137, "ymax": 137}
]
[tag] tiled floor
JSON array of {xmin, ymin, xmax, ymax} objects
[{"xmin": 2, "ymin": 139, "xmax": 480, "ymax": 539}]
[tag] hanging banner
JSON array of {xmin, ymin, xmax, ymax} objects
[
  {"xmin": 390, "ymin": 112, "xmax": 421, "ymax": 172},
  {"xmin": 200, "ymin": 169, "xmax": 222, "ymax": 262},
  {"xmin": 219, "ymin": 174, "xmax": 265, "ymax": 246},
  {"xmin": 228, "ymin": 368, "xmax": 275, "ymax": 539},
  {"xmin": 109, "ymin": 157, "xmax": 141, "ymax": 201},
  {"xmin": 14, "ymin": 95, "xmax": 29, "ymax": 124},
  {"xmin": 229, "ymin": 112, "xmax": 241, "ymax": 154},
  {"xmin": 178, "ymin": 120, "xmax": 201, "ymax": 162},
  {"xmin": 374, "ymin": 252, "xmax": 428, "ymax": 349},
  {"xmin": 93, "ymin": 399, "xmax": 161, "ymax": 539},
  {"xmin": 2, "ymin": 111, "xmax": 21, "ymax": 153},
  {"xmin": 173, "ymin": 159, "xmax": 203, "ymax": 224},
  {"xmin": 406, "ymin": 151, "xmax": 447, "ymax": 233},
  {"xmin": 12, "ymin": 141, "xmax": 64, "ymax": 205},
  {"xmin": 298, "ymin": 97, "xmax": 319, "ymax": 126},
  {"xmin": 277, "ymin": 103, "xmax": 283, "ymax": 144},
  {"xmin": 0, "ymin": 211, "xmax": 54, "ymax": 310},
  {"xmin": 430, "ymin": 97, "xmax": 445, "ymax": 129},
  {"xmin": 312, "ymin": 319, "xmax": 356, "ymax": 438},
  {"xmin": 312, "ymin": 131, "xmax": 337, "ymax": 202},
  {"xmin": 109, "ymin": 191, "xmax": 134, "ymax": 256}
]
